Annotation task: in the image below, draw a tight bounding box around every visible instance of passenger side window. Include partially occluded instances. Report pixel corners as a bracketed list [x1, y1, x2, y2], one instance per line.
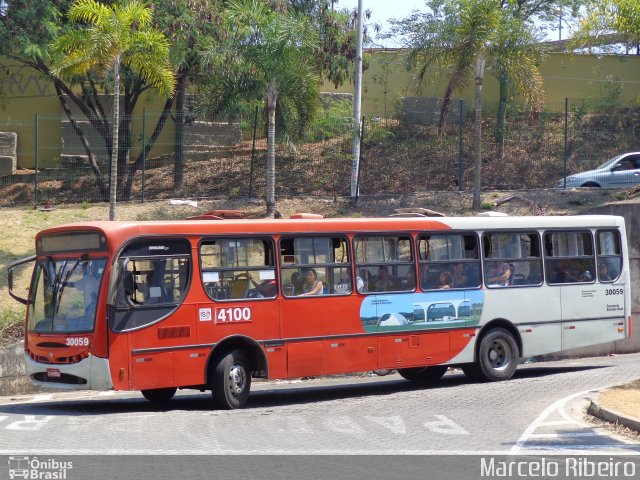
[418, 233, 480, 290]
[544, 231, 595, 284]
[200, 238, 276, 300]
[483, 232, 542, 287]
[354, 235, 414, 293]
[596, 230, 622, 283]
[280, 236, 351, 297]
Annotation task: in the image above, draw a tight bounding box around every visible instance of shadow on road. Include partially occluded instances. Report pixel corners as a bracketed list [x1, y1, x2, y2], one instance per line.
[0, 364, 610, 416]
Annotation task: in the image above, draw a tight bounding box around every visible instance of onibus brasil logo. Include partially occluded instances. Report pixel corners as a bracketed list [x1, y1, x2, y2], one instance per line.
[8, 456, 73, 479]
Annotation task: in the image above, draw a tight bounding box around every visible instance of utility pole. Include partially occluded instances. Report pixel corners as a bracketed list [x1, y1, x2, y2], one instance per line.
[350, 0, 364, 198]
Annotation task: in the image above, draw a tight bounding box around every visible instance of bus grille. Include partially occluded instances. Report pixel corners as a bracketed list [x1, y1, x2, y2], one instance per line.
[31, 372, 87, 385]
[29, 351, 89, 365]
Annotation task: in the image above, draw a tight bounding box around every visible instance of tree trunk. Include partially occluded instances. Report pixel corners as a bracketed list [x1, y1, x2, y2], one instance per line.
[174, 71, 187, 190]
[53, 84, 109, 199]
[122, 97, 175, 200]
[109, 58, 121, 221]
[266, 79, 277, 217]
[496, 73, 509, 159]
[472, 55, 486, 212]
[437, 82, 456, 136]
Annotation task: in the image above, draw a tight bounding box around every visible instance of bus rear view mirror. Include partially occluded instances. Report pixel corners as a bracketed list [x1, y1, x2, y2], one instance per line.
[7, 255, 35, 305]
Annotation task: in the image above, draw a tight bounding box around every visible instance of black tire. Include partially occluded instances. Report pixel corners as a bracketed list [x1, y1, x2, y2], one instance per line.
[470, 328, 519, 381]
[580, 182, 601, 188]
[397, 365, 448, 383]
[210, 349, 251, 409]
[141, 387, 177, 403]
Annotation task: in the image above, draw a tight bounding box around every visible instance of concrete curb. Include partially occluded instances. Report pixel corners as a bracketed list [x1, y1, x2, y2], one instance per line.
[588, 394, 640, 433]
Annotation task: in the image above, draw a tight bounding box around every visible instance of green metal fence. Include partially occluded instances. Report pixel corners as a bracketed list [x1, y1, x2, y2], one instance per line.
[0, 97, 638, 207]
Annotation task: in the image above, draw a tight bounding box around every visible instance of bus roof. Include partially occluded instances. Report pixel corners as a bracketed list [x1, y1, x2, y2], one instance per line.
[35, 215, 625, 242]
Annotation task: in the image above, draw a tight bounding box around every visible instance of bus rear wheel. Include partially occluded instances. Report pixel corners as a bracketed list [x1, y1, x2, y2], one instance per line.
[397, 365, 448, 383]
[210, 349, 251, 409]
[141, 387, 177, 403]
[465, 328, 518, 382]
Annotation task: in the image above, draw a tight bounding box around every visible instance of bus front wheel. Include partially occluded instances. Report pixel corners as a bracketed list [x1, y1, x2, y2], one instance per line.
[464, 328, 518, 382]
[210, 349, 251, 409]
[141, 387, 177, 403]
[397, 365, 448, 383]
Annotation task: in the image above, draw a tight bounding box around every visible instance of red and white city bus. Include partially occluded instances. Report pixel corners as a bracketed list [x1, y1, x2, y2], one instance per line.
[8, 213, 632, 409]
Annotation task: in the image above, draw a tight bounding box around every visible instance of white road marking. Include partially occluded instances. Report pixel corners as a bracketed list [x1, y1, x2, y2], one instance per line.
[423, 415, 469, 435]
[512, 386, 640, 455]
[364, 415, 407, 434]
[5, 415, 55, 431]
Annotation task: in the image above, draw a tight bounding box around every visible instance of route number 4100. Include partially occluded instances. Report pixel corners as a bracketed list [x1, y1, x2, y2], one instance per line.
[215, 306, 252, 324]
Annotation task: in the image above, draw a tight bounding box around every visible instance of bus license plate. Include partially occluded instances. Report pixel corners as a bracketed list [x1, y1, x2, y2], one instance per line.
[47, 368, 61, 378]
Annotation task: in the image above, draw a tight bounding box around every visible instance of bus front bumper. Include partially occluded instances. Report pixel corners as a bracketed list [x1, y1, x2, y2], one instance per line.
[24, 353, 113, 391]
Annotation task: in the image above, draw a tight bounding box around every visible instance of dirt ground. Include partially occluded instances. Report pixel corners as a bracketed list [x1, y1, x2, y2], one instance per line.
[595, 380, 640, 428]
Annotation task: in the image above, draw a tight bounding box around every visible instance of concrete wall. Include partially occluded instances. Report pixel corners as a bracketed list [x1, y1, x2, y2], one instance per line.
[0, 131, 17, 176]
[0, 341, 41, 396]
[323, 50, 640, 115]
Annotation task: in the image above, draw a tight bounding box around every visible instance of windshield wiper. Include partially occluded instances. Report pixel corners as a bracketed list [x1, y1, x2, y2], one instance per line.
[52, 254, 89, 317]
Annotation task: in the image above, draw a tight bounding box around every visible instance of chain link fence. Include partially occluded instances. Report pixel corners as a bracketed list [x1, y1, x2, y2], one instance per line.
[0, 96, 639, 206]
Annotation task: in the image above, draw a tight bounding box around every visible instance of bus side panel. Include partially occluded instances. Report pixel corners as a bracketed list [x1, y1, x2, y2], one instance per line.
[109, 332, 131, 391]
[287, 341, 325, 377]
[519, 323, 562, 357]
[562, 319, 627, 351]
[173, 348, 209, 386]
[560, 283, 627, 350]
[323, 336, 377, 374]
[448, 328, 478, 364]
[377, 332, 449, 370]
[131, 351, 174, 390]
[482, 287, 562, 357]
[264, 345, 287, 379]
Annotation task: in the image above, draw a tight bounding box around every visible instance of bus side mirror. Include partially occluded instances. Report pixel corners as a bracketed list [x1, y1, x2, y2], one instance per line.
[7, 255, 35, 305]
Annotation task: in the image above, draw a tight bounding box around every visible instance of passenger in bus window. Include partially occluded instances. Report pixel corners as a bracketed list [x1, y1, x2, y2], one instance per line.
[299, 268, 323, 296]
[438, 271, 453, 289]
[599, 263, 613, 282]
[452, 262, 469, 288]
[144, 268, 170, 303]
[356, 268, 367, 293]
[486, 262, 512, 286]
[248, 273, 277, 298]
[372, 265, 395, 291]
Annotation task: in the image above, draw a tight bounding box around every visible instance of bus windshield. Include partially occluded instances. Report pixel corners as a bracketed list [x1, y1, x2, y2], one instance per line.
[28, 257, 106, 333]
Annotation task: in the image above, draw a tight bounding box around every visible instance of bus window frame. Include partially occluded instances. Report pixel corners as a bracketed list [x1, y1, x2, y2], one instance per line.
[110, 236, 192, 333]
[595, 229, 623, 283]
[543, 229, 596, 286]
[198, 236, 278, 302]
[417, 231, 481, 291]
[482, 230, 544, 288]
[353, 232, 416, 294]
[279, 234, 353, 297]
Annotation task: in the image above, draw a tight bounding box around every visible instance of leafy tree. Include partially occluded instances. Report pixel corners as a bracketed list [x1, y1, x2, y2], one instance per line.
[572, 0, 640, 49]
[52, 0, 175, 220]
[207, 0, 321, 217]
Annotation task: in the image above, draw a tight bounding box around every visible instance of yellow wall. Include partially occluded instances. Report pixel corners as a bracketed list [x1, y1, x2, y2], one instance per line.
[322, 50, 640, 114]
[0, 59, 175, 169]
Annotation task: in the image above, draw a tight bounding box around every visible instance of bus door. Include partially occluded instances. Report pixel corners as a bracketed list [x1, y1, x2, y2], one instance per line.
[279, 236, 375, 377]
[109, 238, 194, 391]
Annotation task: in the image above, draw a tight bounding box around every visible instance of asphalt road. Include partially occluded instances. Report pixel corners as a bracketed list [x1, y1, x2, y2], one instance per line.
[0, 353, 639, 455]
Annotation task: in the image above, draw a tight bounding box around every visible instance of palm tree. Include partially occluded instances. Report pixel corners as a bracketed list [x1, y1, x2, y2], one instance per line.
[223, 0, 320, 217]
[52, 0, 175, 220]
